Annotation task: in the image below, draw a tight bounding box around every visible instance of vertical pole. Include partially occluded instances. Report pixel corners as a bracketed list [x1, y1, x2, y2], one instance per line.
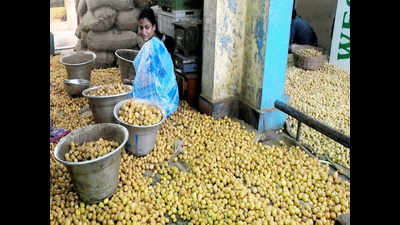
[259, 0, 293, 131]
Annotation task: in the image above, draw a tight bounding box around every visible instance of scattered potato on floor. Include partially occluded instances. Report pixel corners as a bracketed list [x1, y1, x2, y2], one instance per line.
[50, 55, 350, 225]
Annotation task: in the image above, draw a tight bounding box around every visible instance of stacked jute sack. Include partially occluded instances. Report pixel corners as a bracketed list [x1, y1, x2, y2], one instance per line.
[74, 0, 152, 68]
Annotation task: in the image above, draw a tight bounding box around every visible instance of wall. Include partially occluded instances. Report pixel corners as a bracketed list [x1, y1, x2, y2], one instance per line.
[201, 0, 247, 102]
[50, 0, 78, 31]
[66, 0, 78, 31]
[295, 0, 337, 54]
[201, 0, 217, 101]
[214, 0, 246, 101]
[240, 0, 269, 109]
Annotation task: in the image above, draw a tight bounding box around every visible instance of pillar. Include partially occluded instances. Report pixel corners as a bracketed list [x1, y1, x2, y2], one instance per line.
[199, 0, 247, 118]
[200, 0, 293, 132]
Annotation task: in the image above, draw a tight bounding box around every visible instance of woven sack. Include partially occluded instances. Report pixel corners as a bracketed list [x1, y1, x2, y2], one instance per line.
[77, 0, 87, 19]
[91, 51, 116, 69]
[87, 29, 138, 51]
[136, 35, 144, 48]
[80, 7, 117, 32]
[74, 39, 88, 51]
[115, 8, 141, 32]
[86, 0, 134, 11]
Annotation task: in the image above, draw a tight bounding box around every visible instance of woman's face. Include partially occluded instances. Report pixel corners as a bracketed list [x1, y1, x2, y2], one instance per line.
[138, 18, 156, 42]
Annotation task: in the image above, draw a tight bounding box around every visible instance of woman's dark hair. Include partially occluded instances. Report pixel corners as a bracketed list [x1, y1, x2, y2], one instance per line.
[138, 7, 162, 38]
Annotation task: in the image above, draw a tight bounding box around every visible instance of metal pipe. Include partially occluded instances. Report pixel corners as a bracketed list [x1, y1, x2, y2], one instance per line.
[274, 100, 350, 148]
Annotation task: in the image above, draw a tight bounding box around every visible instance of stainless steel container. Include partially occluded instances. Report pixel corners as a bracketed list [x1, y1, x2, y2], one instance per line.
[64, 79, 90, 97]
[82, 85, 133, 123]
[53, 123, 129, 204]
[115, 49, 139, 83]
[113, 98, 166, 156]
[60, 51, 96, 80]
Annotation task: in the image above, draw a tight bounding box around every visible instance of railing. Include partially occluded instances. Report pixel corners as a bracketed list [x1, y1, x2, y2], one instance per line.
[274, 100, 350, 148]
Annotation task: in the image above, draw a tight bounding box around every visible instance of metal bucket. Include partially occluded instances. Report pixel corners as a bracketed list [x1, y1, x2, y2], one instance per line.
[64, 79, 91, 97]
[113, 98, 166, 156]
[60, 51, 96, 80]
[53, 123, 129, 204]
[115, 49, 139, 83]
[82, 85, 133, 123]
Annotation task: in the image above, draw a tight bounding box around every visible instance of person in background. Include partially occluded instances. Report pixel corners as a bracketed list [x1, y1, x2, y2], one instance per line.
[289, 8, 318, 52]
[128, 7, 179, 117]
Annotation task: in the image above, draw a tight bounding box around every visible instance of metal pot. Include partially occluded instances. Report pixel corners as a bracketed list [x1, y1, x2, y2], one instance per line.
[82, 85, 133, 123]
[115, 49, 139, 83]
[64, 79, 90, 97]
[53, 123, 129, 204]
[60, 51, 96, 80]
[113, 98, 166, 156]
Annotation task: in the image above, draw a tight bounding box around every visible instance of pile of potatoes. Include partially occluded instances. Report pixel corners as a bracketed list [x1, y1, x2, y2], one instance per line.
[88, 83, 132, 96]
[65, 138, 120, 162]
[118, 99, 163, 126]
[294, 48, 323, 57]
[285, 63, 350, 169]
[50, 55, 350, 225]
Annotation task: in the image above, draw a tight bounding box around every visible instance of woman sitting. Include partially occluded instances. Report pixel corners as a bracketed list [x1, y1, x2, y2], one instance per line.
[129, 7, 179, 117]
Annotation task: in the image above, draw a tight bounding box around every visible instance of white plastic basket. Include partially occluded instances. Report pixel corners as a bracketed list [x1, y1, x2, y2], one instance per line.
[157, 9, 201, 37]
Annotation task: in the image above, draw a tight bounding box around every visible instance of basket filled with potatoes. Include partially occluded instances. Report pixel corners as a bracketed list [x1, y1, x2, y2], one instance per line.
[291, 44, 326, 70]
[113, 98, 166, 156]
